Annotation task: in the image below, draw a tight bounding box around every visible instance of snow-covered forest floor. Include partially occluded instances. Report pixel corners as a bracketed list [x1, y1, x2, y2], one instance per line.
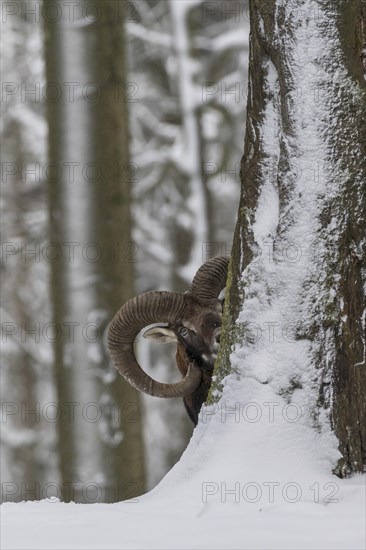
[2, 375, 365, 549]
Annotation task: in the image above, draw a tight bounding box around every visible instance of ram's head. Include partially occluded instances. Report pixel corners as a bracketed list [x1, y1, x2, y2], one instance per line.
[108, 256, 229, 421]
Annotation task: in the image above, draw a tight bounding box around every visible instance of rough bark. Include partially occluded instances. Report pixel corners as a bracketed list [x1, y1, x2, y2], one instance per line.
[212, 0, 366, 475]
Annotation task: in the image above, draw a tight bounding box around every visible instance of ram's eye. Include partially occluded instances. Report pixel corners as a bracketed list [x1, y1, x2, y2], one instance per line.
[179, 327, 190, 337]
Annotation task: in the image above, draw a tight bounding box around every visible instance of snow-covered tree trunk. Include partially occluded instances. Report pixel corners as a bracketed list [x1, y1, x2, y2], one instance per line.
[44, 0, 145, 502]
[213, 0, 366, 475]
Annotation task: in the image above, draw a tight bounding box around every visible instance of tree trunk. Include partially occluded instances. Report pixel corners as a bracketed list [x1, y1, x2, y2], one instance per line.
[213, 0, 366, 475]
[44, 0, 145, 502]
[1, 5, 54, 501]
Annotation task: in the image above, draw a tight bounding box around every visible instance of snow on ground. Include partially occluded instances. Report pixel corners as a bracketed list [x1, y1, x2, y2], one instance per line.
[2, 1, 365, 549]
[1, 379, 365, 549]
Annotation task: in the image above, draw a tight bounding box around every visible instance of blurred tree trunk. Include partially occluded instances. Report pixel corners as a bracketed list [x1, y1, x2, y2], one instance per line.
[1, 5, 54, 502]
[169, 0, 210, 271]
[2, 123, 39, 500]
[126, 0, 248, 487]
[213, 0, 366, 475]
[44, 0, 145, 502]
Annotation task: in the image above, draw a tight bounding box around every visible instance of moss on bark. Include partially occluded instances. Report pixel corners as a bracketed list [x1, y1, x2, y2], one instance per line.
[209, 0, 366, 475]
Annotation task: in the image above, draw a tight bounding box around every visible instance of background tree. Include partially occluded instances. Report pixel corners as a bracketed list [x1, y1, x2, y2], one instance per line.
[1, 1, 57, 501]
[213, 0, 366, 475]
[1, 0, 250, 500]
[127, 0, 249, 487]
[44, 0, 145, 502]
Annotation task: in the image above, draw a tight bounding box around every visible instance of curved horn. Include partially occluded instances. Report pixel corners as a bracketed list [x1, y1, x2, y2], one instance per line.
[189, 256, 229, 301]
[108, 291, 201, 398]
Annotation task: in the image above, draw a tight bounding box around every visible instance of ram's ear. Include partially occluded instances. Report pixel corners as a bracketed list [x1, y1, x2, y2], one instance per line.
[216, 300, 224, 314]
[143, 326, 177, 344]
